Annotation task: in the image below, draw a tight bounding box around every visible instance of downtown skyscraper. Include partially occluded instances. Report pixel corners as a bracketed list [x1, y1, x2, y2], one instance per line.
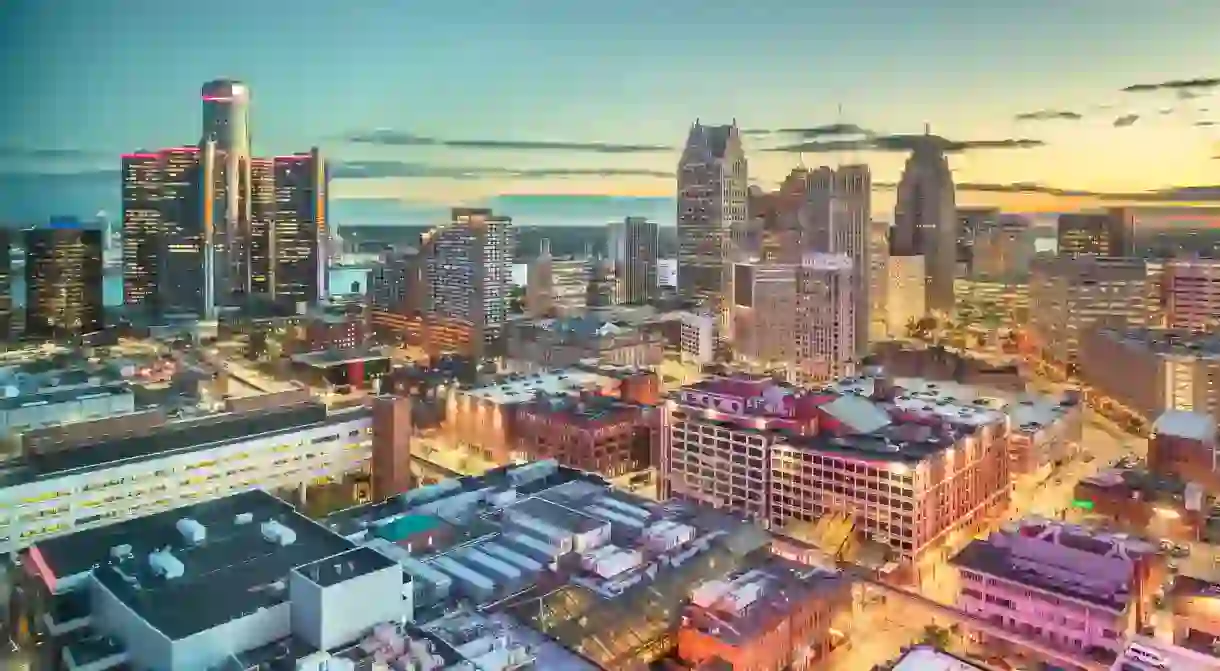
[273, 149, 329, 305]
[607, 216, 659, 305]
[892, 133, 958, 315]
[25, 220, 105, 339]
[677, 121, 748, 336]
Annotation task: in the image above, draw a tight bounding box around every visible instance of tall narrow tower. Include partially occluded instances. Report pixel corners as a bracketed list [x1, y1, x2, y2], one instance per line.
[893, 136, 957, 315]
[201, 79, 254, 300]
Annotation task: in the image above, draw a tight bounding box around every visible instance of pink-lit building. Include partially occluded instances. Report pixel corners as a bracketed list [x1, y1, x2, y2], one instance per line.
[1165, 258, 1220, 331]
[951, 519, 1164, 657]
[659, 375, 1012, 563]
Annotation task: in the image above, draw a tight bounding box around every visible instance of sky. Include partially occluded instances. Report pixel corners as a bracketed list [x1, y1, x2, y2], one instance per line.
[3, 0, 1220, 226]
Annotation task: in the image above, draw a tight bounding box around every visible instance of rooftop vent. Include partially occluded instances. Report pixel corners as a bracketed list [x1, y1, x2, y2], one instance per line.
[261, 520, 297, 546]
[176, 518, 206, 545]
[109, 544, 133, 560]
[235, 512, 254, 525]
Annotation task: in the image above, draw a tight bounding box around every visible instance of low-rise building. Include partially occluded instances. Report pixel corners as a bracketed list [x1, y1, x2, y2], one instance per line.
[1073, 469, 1205, 542]
[505, 312, 665, 372]
[951, 519, 1163, 657]
[1110, 635, 1220, 670]
[1007, 394, 1082, 481]
[675, 559, 849, 669]
[0, 383, 135, 437]
[1148, 410, 1220, 494]
[1167, 575, 1220, 655]
[513, 392, 657, 477]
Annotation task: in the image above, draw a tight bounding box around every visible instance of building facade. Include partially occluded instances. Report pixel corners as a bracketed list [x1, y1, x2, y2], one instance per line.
[1164, 258, 1220, 331]
[955, 206, 1000, 274]
[513, 393, 656, 477]
[526, 241, 588, 317]
[24, 222, 105, 340]
[795, 253, 857, 382]
[422, 208, 514, 357]
[885, 255, 926, 337]
[892, 136, 958, 315]
[273, 149, 329, 305]
[608, 217, 659, 305]
[1056, 212, 1131, 257]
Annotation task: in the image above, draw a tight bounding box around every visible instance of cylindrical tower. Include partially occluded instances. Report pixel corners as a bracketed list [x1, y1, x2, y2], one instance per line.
[200, 79, 251, 157]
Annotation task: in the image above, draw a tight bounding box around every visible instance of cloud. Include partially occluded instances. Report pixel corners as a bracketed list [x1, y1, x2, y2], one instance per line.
[876, 180, 1220, 202]
[1197, 121, 1217, 127]
[1113, 114, 1140, 127]
[1014, 110, 1082, 122]
[345, 129, 671, 153]
[764, 133, 1044, 154]
[0, 146, 109, 160]
[331, 160, 672, 180]
[1123, 77, 1220, 93]
[773, 123, 875, 138]
[0, 168, 118, 182]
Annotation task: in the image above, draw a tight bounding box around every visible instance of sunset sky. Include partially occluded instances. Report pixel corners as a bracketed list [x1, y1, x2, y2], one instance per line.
[3, 0, 1220, 225]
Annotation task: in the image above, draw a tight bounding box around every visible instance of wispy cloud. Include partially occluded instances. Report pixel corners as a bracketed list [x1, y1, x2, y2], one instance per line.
[331, 160, 672, 180]
[0, 146, 110, 161]
[1014, 110, 1082, 122]
[1113, 114, 1140, 127]
[773, 123, 875, 138]
[345, 129, 672, 154]
[1123, 76, 1220, 93]
[764, 134, 1044, 154]
[878, 180, 1220, 202]
[1196, 121, 1217, 127]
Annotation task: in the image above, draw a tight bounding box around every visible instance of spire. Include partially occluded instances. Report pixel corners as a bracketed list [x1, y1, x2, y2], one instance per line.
[924, 122, 932, 136]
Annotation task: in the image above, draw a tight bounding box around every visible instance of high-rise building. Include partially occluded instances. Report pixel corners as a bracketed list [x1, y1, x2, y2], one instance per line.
[607, 216, 659, 304]
[955, 206, 999, 274]
[886, 255, 927, 337]
[248, 157, 277, 295]
[273, 149, 329, 305]
[796, 253, 857, 381]
[201, 79, 254, 299]
[423, 208, 514, 357]
[25, 219, 105, 339]
[1029, 255, 1160, 374]
[798, 165, 872, 354]
[0, 230, 10, 340]
[120, 151, 162, 307]
[729, 261, 798, 371]
[525, 239, 588, 317]
[868, 221, 890, 342]
[893, 135, 957, 315]
[1056, 211, 1131, 257]
[1164, 259, 1220, 331]
[677, 121, 747, 334]
[972, 215, 1034, 279]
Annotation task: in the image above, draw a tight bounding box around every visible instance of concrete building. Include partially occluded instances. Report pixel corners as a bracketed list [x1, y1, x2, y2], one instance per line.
[1057, 212, 1132, 257]
[0, 402, 373, 554]
[1167, 575, 1220, 655]
[505, 312, 666, 372]
[273, 149, 330, 305]
[798, 165, 872, 354]
[955, 206, 999, 274]
[893, 134, 958, 315]
[677, 121, 748, 335]
[795, 252, 857, 381]
[869, 220, 890, 342]
[24, 221, 106, 340]
[1147, 409, 1220, 495]
[952, 518, 1163, 656]
[729, 261, 798, 371]
[680, 311, 716, 366]
[0, 384, 134, 437]
[421, 208, 514, 357]
[525, 240, 588, 317]
[1007, 394, 1083, 482]
[1079, 326, 1220, 427]
[972, 216, 1034, 279]
[607, 217, 659, 305]
[16, 489, 409, 671]
[660, 375, 1011, 564]
[1028, 256, 1159, 375]
[885, 255, 926, 337]
[675, 560, 849, 670]
[1164, 258, 1220, 331]
[953, 278, 1030, 333]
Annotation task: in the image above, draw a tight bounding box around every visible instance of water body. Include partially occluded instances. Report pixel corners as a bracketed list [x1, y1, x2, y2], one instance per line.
[9, 267, 372, 307]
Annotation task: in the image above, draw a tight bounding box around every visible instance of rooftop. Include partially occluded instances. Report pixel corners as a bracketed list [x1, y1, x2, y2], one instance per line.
[293, 546, 398, 588]
[459, 369, 608, 405]
[0, 381, 132, 412]
[892, 646, 987, 671]
[1095, 325, 1220, 360]
[29, 489, 354, 640]
[519, 392, 645, 428]
[950, 519, 1157, 612]
[291, 347, 390, 367]
[10, 402, 343, 484]
[1111, 636, 1220, 670]
[1154, 410, 1216, 443]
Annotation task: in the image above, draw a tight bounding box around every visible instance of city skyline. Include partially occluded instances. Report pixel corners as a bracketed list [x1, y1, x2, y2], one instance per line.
[3, 0, 1220, 225]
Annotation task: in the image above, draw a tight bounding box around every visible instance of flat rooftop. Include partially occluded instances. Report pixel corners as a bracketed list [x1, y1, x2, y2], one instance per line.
[291, 347, 390, 367]
[293, 545, 398, 588]
[1095, 325, 1220, 359]
[460, 369, 607, 405]
[30, 490, 354, 640]
[11, 402, 349, 484]
[0, 382, 132, 412]
[892, 646, 987, 670]
[1154, 409, 1216, 442]
[520, 393, 644, 427]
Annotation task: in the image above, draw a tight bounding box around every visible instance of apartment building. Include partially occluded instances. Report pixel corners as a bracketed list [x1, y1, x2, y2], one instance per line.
[952, 519, 1163, 656]
[1147, 410, 1220, 495]
[525, 240, 589, 317]
[1164, 258, 1220, 331]
[513, 392, 656, 477]
[1028, 256, 1160, 374]
[660, 376, 1011, 563]
[1079, 326, 1220, 426]
[680, 311, 716, 366]
[0, 402, 373, 554]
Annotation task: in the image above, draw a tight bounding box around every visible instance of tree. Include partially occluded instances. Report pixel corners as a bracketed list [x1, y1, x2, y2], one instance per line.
[921, 624, 952, 650]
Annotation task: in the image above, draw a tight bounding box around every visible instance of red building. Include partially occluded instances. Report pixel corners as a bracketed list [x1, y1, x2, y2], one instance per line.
[372, 395, 413, 500]
[1148, 410, 1220, 494]
[514, 392, 657, 477]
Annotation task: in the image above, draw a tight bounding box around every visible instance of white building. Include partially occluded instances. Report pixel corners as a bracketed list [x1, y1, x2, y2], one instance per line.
[796, 253, 856, 382]
[680, 311, 716, 366]
[0, 403, 372, 554]
[886, 255, 926, 337]
[526, 240, 589, 317]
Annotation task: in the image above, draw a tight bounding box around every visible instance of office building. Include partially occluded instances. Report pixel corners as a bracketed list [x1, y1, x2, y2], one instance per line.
[955, 206, 999, 273]
[680, 311, 716, 365]
[660, 375, 1011, 564]
[0, 402, 373, 554]
[1056, 211, 1131, 257]
[1117, 206, 1220, 258]
[201, 79, 255, 293]
[1164, 258, 1220, 331]
[369, 249, 427, 345]
[795, 253, 857, 381]
[677, 121, 748, 333]
[513, 392, 657, 477]
[24, 221, 105, 340]
[248, 156, 277, 295]
[953, 278, 1030, 333]
[952, 519, 1163, 656]
[868, 220, 890, 342]
[1007, 394, 1083, 481]
[274, 149, 329, 305]
[120, 151, 162, 307]
[1028, 256, 1159, 374]
[608, 216, 659, 304]
[893, 134, 958, 315]
[1079, 326, 1220, 426]
[729, 261, 798, 371]
[525, 240, 588, 317]
[972, 215, 1034, 279]
[16, 489, 408, 671]
[675, 560, 849, 669]
[885, 255, 926, 337]
[798, 164, 872, 354]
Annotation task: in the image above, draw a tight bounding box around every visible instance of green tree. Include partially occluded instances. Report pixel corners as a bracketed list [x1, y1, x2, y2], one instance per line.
[921, 624, 952, 650]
